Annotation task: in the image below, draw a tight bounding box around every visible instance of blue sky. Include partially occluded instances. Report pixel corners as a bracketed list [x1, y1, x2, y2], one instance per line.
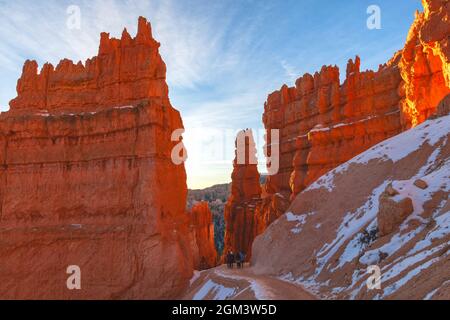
[0, 0, 422, 189]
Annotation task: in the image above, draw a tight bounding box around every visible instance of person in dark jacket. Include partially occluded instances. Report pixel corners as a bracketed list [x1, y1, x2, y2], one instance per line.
[226, 251, 235, 269]
[239, 251, 246, 268]
[235, 251, 242, 269]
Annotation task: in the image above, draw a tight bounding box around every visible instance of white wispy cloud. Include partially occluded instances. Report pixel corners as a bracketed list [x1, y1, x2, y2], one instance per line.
[0, 0, 280, 187]
[0, 0, 277, 100]
[0, 0, 418, 188]
[281, 60, 299, 83]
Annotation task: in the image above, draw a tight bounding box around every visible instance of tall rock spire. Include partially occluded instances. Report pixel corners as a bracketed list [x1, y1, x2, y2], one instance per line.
[9, 17, 166, 114]
[223, 130, 262, 259]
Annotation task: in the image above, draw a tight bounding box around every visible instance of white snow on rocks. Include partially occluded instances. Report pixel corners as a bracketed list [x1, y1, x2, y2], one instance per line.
[316, 182, 389, 273]
[285, 212, 308, 223]
[193, 279, 237, 300]
[285, 212, 314, 234]
[190, 270, 202, 286]
[336, 219, 378, 269]
[359, 227, 424, 266]
[278, 115, 450, 299]
[382, 255, 444, 297]
[409, 210, 450, 255]
[356, 116, 448, 163]
[391, 158, 449, 217]
[424, 280, 450, 300]
[308, 115, 450, 192]
[214, 270, 276, 300]
[381, 242, 447, 284]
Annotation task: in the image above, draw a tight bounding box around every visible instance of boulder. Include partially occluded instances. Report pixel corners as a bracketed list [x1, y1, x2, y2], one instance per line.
[386, 183, 400, 196]
[414, 179, 429, 189]
[378, 193, 414, 236]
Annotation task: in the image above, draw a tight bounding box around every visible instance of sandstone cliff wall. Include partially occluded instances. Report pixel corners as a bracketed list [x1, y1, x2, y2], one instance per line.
[0, 17, 193, 299]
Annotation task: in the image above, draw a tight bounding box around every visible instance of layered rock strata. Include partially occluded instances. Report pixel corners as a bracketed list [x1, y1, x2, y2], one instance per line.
[0, 17, 193, 299]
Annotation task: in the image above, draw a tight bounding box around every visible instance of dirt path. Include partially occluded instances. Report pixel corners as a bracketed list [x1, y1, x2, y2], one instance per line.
[183, 265, 317, 300]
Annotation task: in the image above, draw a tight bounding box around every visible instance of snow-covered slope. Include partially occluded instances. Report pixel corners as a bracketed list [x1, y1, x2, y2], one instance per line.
[252, 114, 450, 300]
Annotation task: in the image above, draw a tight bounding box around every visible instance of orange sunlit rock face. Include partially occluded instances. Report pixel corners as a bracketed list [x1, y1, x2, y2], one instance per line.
[0, 17, 194, 299]
[189, 201, 218, 270]
[264, 55, 404, 200]
[399, 0, 450, 128]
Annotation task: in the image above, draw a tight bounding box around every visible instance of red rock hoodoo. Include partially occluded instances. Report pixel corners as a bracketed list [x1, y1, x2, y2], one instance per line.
[223, 130, 262, 259]
[264, 54, 404, 201]
[189, 202, 218, 270]
[400, 0, 450, 127]
[9, 17, 169, 115]
[222, 129, 291, 260]
[224, 0, 450, 259]
[0, 17, 193, 299]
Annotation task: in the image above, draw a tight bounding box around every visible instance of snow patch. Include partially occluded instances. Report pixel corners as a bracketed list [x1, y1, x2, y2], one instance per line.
[285, 212, 314, 234]
[307, 115, 450, 192]
[424, 280, 450, 300]
[381, 243, 447, 286]
[409, 211, 450, 255]
[315, 182, 389, 273]
[190, 270, 201, 286]
[335, 219, 378, 269]
[214, 270, 275, 300]
[382, 255, 444, 298]
[193, 279, 237, 300]
[360, 227, 424, 266]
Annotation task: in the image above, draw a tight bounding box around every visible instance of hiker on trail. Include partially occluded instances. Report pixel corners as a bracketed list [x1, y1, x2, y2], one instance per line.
[239, 251, 246, 268]
[226, 251, 235, 269]
[235, 251, 242, 269]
